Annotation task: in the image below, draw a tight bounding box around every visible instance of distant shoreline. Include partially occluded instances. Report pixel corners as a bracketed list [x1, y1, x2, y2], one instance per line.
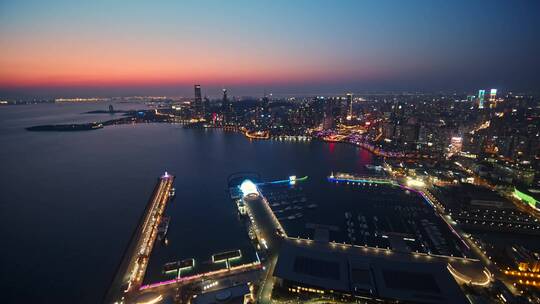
[26, 122, 103, 131]
[25, 109, 167, 132]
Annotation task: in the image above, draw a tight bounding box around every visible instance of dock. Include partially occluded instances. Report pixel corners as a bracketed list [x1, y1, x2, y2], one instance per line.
[104, 172, 175, 304]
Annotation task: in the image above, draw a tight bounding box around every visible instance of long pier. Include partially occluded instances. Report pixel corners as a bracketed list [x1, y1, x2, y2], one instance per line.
[104, 172, 175, 304]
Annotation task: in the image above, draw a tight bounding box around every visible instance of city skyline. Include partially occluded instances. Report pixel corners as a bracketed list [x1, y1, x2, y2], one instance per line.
[2, 2, 540, 304]
[1, 0, 540, 98]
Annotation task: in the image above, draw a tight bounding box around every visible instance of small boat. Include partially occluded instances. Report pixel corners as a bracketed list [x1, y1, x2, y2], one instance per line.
[157, 216, 171, 241]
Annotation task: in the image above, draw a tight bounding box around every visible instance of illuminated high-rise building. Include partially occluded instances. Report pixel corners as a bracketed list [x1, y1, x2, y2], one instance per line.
[322, 98, 337, 129]
[449, 136, 463, 155]
[489, 89, 497, 108]
[194, 84, 203, 115]
[346, 93, 353, 120]
[194, 85, 202, 103]
[323, 110, 336, 130]
[477, 89, 486, 109]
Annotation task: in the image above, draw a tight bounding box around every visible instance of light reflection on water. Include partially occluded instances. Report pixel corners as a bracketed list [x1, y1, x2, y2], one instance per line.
[0, 102, 375, 304]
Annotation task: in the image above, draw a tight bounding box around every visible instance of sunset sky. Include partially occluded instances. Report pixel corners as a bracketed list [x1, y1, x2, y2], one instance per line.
[1, 0, 539, 97]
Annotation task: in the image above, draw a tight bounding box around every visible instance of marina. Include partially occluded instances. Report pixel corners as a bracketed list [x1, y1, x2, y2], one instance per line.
[259, 174, 469, 258]
[140, 176, 259, 286]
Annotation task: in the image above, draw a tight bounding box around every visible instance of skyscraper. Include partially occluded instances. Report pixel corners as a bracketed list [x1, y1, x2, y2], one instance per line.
[478, 89, 486, 109]
[221, 88, 232, 123]
[489, 89, 497, 108]
[346, 93, 353, 120]
[194, 85, 202, 103]
[194, 84, 203, 116]
[323, 99, 336, 130]
[222, 88, 228, 104]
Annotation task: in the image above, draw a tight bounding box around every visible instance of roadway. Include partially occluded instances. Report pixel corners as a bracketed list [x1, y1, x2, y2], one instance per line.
[243, 192, 286, 303]
[137, 262, 262, 302]
[425, 186, 526, 294]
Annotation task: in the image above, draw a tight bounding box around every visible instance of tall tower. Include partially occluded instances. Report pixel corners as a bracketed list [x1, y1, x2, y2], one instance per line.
[346, 93, 353, 120]
[221, 88, 231, 123]
[323, 98, 336, 130]
[194, 84, 203, 115]
[489, 89, 497, 108]
[478, 89, 486, 109]
[262, 93, 269, 109]
[222, 88, 228, 104]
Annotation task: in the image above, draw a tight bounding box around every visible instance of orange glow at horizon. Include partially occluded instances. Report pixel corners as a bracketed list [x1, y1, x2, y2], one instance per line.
[0, 34, 387, 89]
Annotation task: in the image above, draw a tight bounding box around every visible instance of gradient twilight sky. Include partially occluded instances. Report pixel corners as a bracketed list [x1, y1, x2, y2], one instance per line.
[1, 0, 539, 97]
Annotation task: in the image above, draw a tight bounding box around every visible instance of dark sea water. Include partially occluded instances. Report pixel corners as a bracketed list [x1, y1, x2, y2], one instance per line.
[0, 102, 375, 304]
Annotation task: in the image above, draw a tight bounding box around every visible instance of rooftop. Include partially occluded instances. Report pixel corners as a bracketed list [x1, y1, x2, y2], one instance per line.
[274, 240, 469, 304]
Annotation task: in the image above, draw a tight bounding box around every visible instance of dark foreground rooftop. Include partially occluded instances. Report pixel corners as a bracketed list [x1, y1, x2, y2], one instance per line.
[273, 240, 469, 304]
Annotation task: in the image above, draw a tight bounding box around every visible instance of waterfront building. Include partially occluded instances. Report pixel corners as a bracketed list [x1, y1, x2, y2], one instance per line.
[272, 241, 469, 304]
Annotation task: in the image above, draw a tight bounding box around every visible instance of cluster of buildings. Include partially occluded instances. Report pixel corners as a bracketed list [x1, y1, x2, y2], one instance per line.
[101, 86, 540, 303]
[169, 85, 538, 188]
[167, 85, 539, 214]
[172, 85, 538, 163]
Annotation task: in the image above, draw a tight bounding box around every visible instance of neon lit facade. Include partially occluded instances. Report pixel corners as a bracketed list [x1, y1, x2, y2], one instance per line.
[489, 89, 497, 108]
[489, 88, 497, 101]
[139, 262, 261, 291]
[478, 89, 486, 109]
[260, 176, 308, 185]
[327, 176, 396, 185]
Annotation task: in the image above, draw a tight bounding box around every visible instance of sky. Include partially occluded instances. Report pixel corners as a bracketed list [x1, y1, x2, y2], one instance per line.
[1, 0, 539, 98]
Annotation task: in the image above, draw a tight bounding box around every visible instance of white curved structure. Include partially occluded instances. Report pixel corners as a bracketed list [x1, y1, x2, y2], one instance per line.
[240, 180, 259, 197]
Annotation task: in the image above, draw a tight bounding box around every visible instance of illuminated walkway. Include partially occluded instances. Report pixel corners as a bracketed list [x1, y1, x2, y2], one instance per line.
[105, 172, 175, 304]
